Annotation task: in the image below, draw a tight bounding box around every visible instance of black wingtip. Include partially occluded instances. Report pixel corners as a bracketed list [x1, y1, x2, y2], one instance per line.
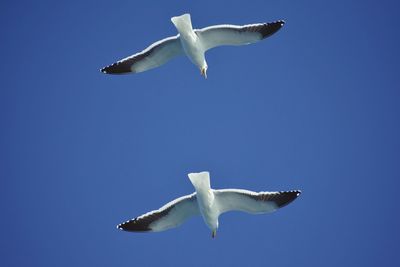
[260, 20, 285, 39]
[100, 62, 133, 75]
[116, 219, 152, 232]
[275, 190, 301, 208]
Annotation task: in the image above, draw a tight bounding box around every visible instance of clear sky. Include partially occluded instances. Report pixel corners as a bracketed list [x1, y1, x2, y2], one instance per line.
[1, 0, 399, 266]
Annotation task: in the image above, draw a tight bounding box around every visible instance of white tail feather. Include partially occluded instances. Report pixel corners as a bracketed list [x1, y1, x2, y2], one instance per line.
[188, 171, 211, 192]
[171, 13, 193, 34]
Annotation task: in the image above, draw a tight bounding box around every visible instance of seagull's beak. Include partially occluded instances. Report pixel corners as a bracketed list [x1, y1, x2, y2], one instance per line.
[211, 229, 216, 238]
[201, 67, 207, 79]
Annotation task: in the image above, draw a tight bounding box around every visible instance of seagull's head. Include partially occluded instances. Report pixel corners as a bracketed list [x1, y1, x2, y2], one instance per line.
[200, 65, 208, 79]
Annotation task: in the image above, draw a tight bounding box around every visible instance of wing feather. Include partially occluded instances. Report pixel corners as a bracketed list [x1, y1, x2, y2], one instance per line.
[117, 193, 199, 232]
[214, 189, 300, 215]
[101, 35, 183, 74]
[196, 20, 284, 51]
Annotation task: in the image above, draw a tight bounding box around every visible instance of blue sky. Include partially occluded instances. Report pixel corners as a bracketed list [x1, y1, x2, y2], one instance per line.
[1, 0, 399, 266]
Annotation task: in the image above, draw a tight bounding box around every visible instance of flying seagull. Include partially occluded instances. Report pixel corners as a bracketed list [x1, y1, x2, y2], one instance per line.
[101, 14, 285, 78]
[117, 172, 300, 238]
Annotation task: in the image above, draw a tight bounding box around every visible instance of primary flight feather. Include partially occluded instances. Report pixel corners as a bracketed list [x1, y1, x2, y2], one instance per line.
[101, 14, 285, 78]
[117, 172, 301, 238]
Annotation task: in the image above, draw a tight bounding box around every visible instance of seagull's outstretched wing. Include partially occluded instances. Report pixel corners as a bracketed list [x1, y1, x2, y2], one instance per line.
[214, 189, 300, 215]
[196, 20, 284, 51]
[117, 193, 199, 232]
[101, 35, 183, 74]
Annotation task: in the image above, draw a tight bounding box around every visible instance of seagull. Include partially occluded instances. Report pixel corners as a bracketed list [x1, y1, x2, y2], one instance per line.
[101, 14, 285, 78]
[117, 171, 301, 238]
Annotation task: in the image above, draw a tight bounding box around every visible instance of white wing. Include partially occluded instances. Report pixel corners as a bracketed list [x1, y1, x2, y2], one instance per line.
[117, 193, 199, 232]
[196, 20, 285, 51]
[214, 189, 300, 215]
[101, 35, 183, 74]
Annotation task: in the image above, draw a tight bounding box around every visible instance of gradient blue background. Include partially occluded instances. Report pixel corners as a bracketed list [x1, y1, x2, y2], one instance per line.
[1, 0, 399, 266]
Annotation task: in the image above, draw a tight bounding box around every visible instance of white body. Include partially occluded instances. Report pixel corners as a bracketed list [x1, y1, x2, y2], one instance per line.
[188, 172, 218, 230]
[171, 14, 207, 72]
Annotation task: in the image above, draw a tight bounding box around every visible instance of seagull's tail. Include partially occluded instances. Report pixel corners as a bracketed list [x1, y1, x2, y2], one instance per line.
[188, 171, 211, 192]
[171, 13, 193, 34]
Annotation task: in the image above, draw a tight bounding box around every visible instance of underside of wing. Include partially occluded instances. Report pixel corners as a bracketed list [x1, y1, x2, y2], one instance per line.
[214, 189, 300, 215]
[117, 193, 199, 232]
[196, 20, 284, 51]
[101, 35, 183, 74]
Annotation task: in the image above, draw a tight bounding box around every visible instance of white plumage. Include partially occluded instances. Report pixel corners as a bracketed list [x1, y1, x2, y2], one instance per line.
[101, 14, 285, 78]
[117, 172, 301, 237]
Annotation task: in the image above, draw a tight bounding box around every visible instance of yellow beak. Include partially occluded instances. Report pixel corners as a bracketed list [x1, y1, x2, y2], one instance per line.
[211, 230, 216, 238]
[201, 67, 207, 79]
